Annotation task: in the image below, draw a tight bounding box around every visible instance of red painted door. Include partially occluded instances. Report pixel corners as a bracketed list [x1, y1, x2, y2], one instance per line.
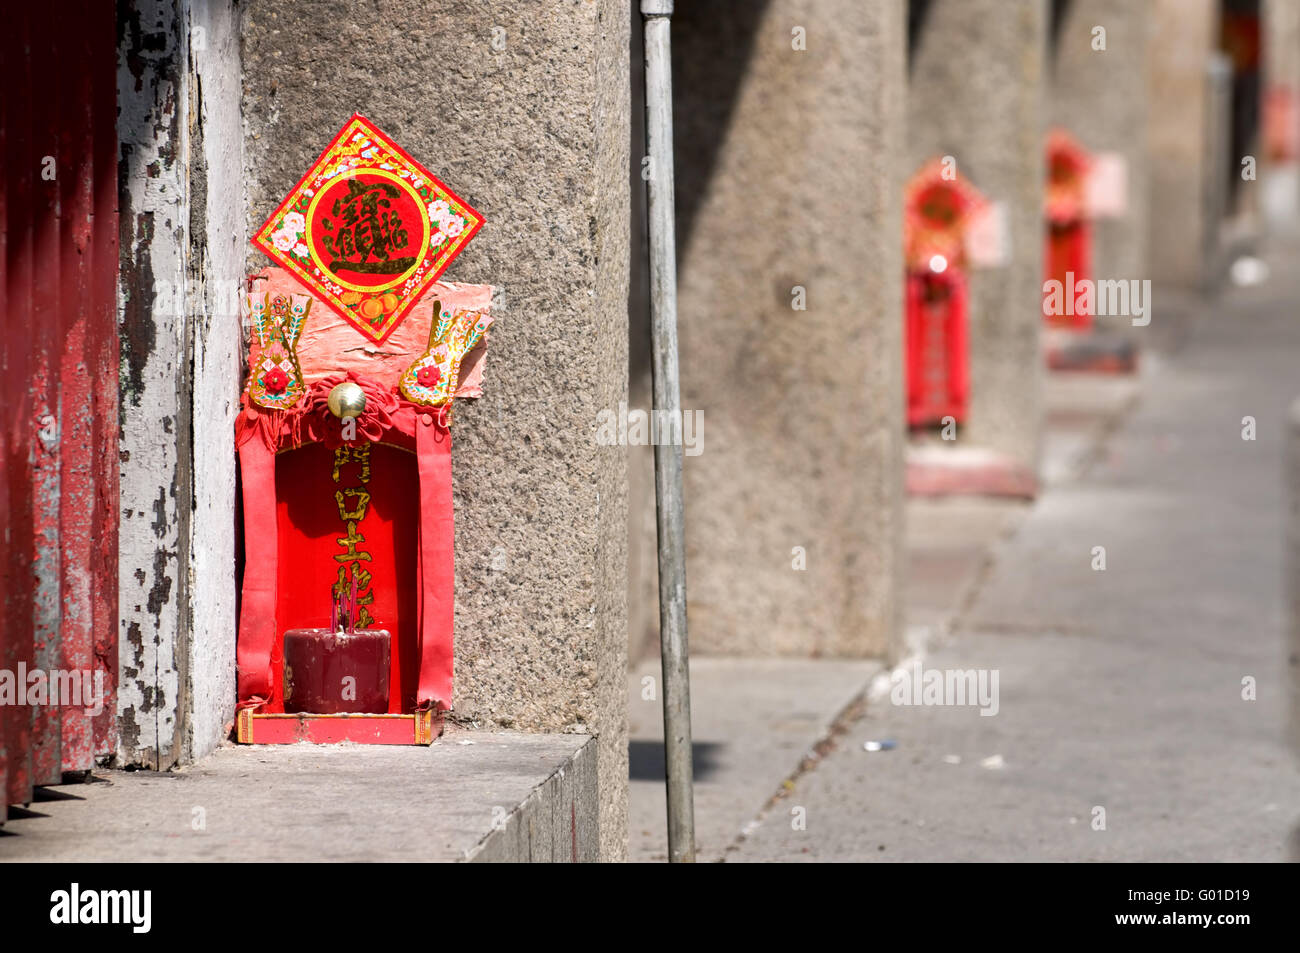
[2, 0, 119, 810]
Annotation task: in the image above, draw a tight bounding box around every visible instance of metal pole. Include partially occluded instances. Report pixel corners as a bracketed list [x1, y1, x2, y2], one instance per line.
[641, 0, 696, 863]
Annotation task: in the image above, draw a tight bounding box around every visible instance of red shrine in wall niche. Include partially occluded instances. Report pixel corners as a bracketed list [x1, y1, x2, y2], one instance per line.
[236, 115, 490, 745]
[1043, 129, 1094, 332]
[903, 158, 986, 428]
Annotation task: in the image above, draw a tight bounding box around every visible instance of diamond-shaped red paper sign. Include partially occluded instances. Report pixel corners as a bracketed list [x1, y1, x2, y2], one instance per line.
[252, 113, 484, 344]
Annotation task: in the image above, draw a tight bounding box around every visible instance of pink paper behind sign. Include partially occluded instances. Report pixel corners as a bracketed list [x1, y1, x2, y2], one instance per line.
[248, 268, 492, 397]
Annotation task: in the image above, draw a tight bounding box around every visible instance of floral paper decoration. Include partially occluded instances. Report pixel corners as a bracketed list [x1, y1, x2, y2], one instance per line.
[246, 291, 310, 410]
[903, 158, 987, 272]
[398, 300, 494, 408]
[1045, 129, 1092, 225]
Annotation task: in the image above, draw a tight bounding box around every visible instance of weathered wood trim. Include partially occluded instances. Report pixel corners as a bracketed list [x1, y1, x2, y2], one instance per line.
[116, 0, 242, 768]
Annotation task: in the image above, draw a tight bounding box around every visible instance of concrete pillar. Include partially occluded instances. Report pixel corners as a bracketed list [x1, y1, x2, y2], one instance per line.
[1264, 0, 1300, 229]
[241, 0, 631, 860]
[116, 0, 242, 768]
[1286, 395, 1300, 762]
[1148, 0, 1222, 288]
[1049, 0, 1152, 332]
[660, 0, 907, 659]
[908, 0, 1047, 477]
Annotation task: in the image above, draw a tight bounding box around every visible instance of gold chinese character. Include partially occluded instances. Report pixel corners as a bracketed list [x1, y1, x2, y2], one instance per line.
[334, 521, 373, 564]
[334, 488, 372, 521]
[331, 443, 372, 484]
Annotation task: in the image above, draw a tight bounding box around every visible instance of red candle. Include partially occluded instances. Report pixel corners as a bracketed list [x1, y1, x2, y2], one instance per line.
[282, 628, 391, 714]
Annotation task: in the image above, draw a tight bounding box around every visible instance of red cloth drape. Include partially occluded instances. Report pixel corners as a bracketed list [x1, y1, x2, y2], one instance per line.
[416, 409, 454, 710]
[236, 436, 279, 705]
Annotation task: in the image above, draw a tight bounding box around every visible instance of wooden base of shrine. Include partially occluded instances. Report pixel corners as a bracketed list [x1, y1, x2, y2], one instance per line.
[236, 707, 443, 746]
[1044, 328, 1139, 374]
[905, 444, 1038, 500]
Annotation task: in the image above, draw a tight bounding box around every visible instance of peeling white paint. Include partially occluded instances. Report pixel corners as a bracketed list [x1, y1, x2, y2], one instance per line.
[185, 0, 242, 763]
[117, 0, 242, 768]
[117, 0, 190, 768]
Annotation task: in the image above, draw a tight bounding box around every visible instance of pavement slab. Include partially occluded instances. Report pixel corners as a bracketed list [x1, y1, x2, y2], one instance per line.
[627, 657, 880, 862]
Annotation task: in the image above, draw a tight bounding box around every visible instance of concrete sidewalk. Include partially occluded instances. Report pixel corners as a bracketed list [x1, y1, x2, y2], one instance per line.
[728, 258, 1300, 861]
[0, 729, 597, 862]
[626, 350, 1153, 862]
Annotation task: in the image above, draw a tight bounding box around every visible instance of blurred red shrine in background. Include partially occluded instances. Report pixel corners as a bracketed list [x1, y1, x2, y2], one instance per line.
[903, 158, 986, 428]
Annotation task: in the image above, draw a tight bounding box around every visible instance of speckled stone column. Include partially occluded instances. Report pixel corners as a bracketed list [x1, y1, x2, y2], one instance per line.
[908, 0, 1047, 477]
[1264, 0, 1300, 230]
[1147, 0, 1220, 288]
[1050, 0, 1152, 334]
[242, 0, 631, 859]
[661, 0, 907, 659]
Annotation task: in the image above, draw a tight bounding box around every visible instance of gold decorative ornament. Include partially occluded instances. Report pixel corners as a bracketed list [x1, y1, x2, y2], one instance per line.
[327, 382, 367, 419]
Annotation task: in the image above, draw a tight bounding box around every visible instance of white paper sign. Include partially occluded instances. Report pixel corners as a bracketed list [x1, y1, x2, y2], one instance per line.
[1085, 152, 1129, 219]
[964, 200, 1009, 269]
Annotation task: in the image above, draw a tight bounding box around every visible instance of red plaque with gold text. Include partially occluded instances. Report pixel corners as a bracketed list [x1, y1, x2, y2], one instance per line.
[252, 113, 484, 344]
